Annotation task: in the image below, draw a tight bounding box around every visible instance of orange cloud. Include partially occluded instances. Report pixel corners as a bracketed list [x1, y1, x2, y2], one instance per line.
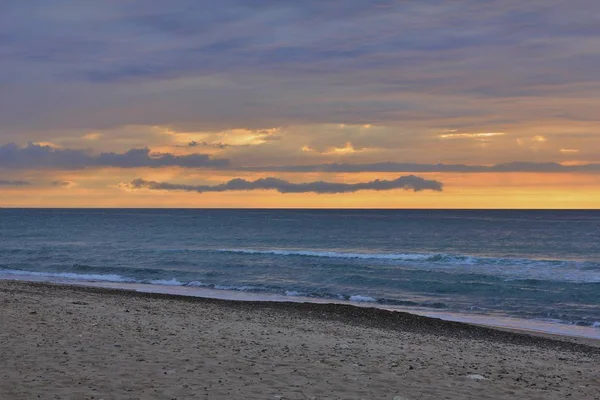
[438, 132, 505, 139]
[560, 148, 579, 154]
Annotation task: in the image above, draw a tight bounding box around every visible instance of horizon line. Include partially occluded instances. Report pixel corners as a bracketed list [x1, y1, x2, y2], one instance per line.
[1, 207, 599, 211]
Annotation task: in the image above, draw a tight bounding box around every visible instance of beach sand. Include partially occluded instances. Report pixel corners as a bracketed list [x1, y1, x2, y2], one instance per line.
[1, 280, 598, 400]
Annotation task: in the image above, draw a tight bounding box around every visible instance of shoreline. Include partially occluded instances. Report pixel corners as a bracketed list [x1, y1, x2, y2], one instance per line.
[2, 279, 599, 399]
[2, 275, 599, 343]
[3, 279, 599, 351]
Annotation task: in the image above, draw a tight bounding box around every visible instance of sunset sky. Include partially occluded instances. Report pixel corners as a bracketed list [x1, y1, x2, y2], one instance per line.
[1, 1, 600, 208]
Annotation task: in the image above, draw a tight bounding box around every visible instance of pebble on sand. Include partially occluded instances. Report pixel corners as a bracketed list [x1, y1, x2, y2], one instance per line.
[467, 374, 488, 381]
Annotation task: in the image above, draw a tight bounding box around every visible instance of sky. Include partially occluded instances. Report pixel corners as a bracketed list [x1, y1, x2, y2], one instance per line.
[1, 1, 600, 208]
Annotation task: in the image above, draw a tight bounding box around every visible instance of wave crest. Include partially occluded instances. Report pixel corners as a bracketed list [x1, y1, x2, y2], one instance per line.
[215, 248, 595, 268]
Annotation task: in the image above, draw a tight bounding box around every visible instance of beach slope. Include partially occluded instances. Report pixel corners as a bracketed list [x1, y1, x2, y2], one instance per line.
[0, 280, 598, 399]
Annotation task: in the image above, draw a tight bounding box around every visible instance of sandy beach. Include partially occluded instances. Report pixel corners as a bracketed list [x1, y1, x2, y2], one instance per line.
[1, 280, 599, 400]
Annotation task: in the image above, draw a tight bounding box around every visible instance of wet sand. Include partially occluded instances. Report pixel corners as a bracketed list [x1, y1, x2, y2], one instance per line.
[1, 280, 599, 399]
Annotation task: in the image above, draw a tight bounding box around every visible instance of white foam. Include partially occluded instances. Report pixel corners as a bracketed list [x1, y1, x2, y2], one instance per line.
[0, 269, 135, 283]
[284, 290, 304, 296]
[149, 278, 184, 286]
[213, 284, 256, 291]
[186, 280, 208, 287]
[349, 295, 377, 302]
[215, 248, 600, 282]
[217, 248, 432, 261]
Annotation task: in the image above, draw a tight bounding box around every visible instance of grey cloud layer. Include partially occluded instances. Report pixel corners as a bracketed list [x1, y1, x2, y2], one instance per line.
[1, 1, 600, 134]
[0, 179, 30, 186]
[127, 175, 443, 194]
[2, 142, 599, 173]
[0, 143, 228, 169]
[243, 162, 600, 173]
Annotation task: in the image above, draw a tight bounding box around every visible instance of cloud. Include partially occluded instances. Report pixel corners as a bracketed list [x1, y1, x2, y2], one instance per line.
[242, 161, 600, 173]
[83, 133, 102, 140]
[438, 132, 505, 139]
[0, 179, 30, 187]
[301, 142, 368, 155]
[560, 148, 579, 154]
[51, 180, 73, 187]
[0, 143, 229, 170]
[126, 175, 443, 194]
[2, 1, 600, 136]
[178, 140, 234, 149]
[2, 142, 599, 174]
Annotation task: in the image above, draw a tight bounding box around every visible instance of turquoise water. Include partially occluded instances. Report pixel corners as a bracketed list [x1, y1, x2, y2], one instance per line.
[1, 209, 599, 330]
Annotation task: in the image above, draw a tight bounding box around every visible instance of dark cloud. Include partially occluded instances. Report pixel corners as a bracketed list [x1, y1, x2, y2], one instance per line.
[0, 179, 30, 186]
[178, 141, 233, 149]
[243, 161, 600, 173]
[2, 142, 599, 174]
[0, 143, 229, 170]
[127, 175, 443, 194]
[51, 180, 72, 187]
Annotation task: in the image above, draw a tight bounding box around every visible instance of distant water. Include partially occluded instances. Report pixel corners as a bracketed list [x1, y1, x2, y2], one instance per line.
[1, 209, 599, 336]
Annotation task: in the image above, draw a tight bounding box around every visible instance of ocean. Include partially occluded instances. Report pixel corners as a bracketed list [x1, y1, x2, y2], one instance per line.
[1, 209, 599, 338]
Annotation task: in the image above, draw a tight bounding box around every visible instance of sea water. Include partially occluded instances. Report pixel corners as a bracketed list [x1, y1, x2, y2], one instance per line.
[1, 209, 599, 338]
